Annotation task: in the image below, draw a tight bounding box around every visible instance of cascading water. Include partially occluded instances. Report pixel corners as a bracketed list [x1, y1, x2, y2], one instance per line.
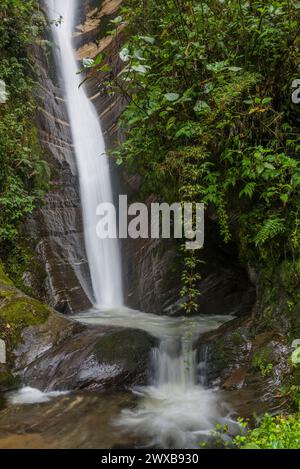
[74, 308, 235, 448]
[116, 326, 230, 448]
[46, 0, 123, 307]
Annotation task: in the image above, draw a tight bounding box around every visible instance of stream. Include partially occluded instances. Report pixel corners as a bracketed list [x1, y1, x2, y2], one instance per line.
[1, 309, 238, 449]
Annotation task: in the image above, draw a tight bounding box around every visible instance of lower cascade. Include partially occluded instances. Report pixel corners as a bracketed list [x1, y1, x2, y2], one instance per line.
[74, 309, 234, 448]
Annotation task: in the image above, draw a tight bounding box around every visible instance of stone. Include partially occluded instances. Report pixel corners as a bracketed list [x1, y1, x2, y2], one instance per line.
[194, 317, 292, 413]
[15, 320, 157, 391]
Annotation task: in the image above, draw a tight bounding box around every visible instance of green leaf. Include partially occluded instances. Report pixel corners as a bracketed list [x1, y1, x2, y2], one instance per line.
[228, 66, 243, 72]
[100, 64, 111, 73]
[82, 58, 94, 68]
[119, 48, 130, 62]
[255, 217, 285, 246]
[193, 100, 210, 113]
[110, 16, 123, 24]
[139, 36, 155, 44]
[292, 347, 300, 365]
[206, 61, 228, 72]
[131, 65, 148, 74]
[280, 193, 289, 204]
[93, 53, 103, 65]
[242, 443, 261, 449]
[164, 93, 180, 102]
[263, 162, 275, 170]
[239, 182, 256, 199]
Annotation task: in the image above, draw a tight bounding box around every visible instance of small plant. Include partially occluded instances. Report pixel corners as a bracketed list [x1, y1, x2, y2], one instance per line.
[233, 413, 300, 449]
[291, 344, 300, 366]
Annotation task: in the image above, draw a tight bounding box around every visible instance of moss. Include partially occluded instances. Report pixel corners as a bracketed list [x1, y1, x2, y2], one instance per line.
[0, 367, 20, 392]
[231, 331, 244, 347]
[94, 329, 156, 370]
[0, 289, 15, 300]
[4, 244, 43, 296]
[0, 297, 50, 346]
[0, 262, 13, 287]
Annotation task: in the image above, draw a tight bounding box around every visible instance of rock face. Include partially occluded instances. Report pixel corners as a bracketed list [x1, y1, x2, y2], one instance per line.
[26, 0, 127, 313]
[0, 262, 52, 391]
[194, 317, 292, 412]
[26, 32, 92, 313]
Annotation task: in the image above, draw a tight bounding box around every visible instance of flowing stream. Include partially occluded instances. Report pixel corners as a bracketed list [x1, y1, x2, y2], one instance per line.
[73, 308, 234, 448]
[47, 0, 123, 308]
[31, 0, 238, 449]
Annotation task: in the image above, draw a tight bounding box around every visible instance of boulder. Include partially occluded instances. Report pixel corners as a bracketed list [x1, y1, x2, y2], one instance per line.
[194, 317, 292, 414]
[15, 320, 157, 391]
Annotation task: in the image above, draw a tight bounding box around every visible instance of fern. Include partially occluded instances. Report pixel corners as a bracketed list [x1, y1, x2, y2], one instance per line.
[254, 217, 285, 247]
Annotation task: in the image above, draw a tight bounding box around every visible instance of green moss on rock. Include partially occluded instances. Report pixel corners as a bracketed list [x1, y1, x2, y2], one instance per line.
[0, 297, 50, 346]
[0, 261, 51, 367]
[0, 366, 20, 392]
[94, 329, 156, 372]
[0, 262, 14, 287]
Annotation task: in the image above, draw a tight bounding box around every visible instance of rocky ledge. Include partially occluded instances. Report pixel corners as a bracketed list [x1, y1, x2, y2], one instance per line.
[0, 263, 156, 393]
[194, 316, 293, 414]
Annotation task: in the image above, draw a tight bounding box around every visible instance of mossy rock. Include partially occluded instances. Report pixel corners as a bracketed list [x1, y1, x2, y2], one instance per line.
[0, 262, 14, 287]
[0, 366, 20, 392]
[19, 326, 157, 391]
[94, 328, 157, 372]
[0, 297, 50, 346]
[0, 261, 52, 373]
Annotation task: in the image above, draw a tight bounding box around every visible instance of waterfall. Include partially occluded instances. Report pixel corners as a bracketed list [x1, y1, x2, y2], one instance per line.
[46, 0, 123, 308]
[117, 335, 222, 448]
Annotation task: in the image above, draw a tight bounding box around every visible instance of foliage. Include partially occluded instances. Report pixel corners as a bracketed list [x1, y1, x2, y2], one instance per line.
[88, 0, 300, 311]
[0, 0, 50, 252]
[234, 413, 300, 449]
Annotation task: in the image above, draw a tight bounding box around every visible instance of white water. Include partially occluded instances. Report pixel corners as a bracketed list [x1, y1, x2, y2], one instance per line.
[8, 387, 69, 405]
[46, 0, 123, 307]
[74, 308, 235, 448]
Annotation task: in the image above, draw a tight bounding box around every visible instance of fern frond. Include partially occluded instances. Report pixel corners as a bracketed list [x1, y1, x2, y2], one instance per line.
[254, 217, 285, 247]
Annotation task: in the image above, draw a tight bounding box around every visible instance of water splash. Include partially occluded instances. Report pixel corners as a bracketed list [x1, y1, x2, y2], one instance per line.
[116, 335, 226, 448]
[8, 387, 69, 405]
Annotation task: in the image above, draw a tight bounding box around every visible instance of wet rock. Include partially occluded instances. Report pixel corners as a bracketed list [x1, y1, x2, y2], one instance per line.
[24, 19, 93, 313]
[15, 320, 157, 391]
[194, 317, 292, 410]
[0, 366, 20, 393]
[0, 391, 138, 449]
[222, 367, 247, 390]
[0, 266, 53, 390]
